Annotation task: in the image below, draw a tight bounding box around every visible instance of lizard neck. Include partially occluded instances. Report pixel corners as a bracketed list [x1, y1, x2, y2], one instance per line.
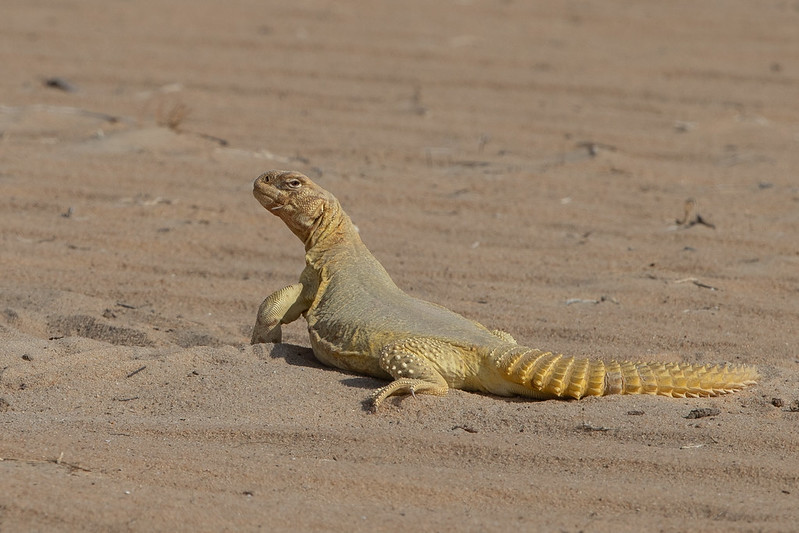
[303, 201, 364, 270]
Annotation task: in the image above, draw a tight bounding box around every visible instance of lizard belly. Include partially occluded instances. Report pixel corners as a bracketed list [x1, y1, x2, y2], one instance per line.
[306, 279, 501, 388]
[307, 326, 389, 379]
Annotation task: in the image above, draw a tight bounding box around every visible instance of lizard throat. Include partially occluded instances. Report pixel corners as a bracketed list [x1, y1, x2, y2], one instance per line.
[303, 205, 361, 265]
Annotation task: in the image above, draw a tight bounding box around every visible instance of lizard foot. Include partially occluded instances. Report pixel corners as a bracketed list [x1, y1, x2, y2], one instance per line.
[369, 339, 451, 411]
[251, 323, 282, 344]
[369, 378, 449, 412]
[251, 282, 308, 344]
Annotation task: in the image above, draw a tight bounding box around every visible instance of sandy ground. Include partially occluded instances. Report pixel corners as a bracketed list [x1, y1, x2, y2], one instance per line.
[2, 1, 799, 531]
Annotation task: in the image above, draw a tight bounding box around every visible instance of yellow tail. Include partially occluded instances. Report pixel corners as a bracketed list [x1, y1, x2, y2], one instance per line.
[495, 347, 759, 399]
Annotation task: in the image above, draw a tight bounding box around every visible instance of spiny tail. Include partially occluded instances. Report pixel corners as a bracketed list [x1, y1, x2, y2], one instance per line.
[494, 347, 758, 399]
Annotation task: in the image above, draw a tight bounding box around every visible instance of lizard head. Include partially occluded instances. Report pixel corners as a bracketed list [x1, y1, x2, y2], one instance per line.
[253, 170, 339, 244]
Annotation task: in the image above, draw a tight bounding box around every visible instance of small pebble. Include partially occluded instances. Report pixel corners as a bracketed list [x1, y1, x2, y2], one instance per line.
[685, 407, 720, 419]
[43, 77, 78, 92]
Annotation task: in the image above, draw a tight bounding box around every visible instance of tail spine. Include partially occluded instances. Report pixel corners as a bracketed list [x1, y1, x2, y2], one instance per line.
[493, 346, 758, 399]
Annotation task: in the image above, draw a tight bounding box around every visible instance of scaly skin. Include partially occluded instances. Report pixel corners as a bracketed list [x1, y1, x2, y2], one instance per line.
[250, 170, 758, 410]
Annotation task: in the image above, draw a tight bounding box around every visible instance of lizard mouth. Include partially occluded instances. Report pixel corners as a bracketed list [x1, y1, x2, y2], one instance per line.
[255, 193, 285, 213]
[253, 177, 284, 212]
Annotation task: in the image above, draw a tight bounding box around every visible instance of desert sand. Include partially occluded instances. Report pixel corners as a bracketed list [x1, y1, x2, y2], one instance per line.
[2, 1, 798, 531]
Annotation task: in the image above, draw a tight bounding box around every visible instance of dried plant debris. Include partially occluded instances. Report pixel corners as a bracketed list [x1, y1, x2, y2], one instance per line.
[565, 295, 619, 305]
[674, 278, 721, 291]
[43, 77, 78, 92]
[578, 421, 612, 432]
[685, 407, 720, 419]
[676, 198, 715, 229]
[157, 102, 191, 131]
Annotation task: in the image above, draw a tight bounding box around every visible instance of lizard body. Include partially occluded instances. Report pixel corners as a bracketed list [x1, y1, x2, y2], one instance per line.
[250, 170, 758, 410]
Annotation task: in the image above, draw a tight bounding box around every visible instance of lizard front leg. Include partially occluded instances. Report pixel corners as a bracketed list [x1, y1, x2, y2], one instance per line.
[251, 283, 308, 344]
[370, 338, 454, 411]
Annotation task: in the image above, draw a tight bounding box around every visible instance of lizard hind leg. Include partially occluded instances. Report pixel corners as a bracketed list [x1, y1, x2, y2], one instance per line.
[370, 339, 451, 411]
[491, 329, 517, 344]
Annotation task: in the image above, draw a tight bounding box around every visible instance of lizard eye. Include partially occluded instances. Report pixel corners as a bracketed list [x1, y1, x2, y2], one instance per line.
[286, 178, 302, 189]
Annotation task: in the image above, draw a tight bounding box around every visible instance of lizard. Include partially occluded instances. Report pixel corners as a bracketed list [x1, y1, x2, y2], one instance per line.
[250, 170, 759, 410]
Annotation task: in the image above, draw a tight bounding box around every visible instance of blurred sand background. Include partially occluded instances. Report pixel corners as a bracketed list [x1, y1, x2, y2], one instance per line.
[1, 1, 799, 531]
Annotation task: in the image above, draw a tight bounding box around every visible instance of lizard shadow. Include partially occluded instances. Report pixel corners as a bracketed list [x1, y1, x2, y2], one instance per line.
[262, 342, 323, 369]
[339, 377, 391, 412]
[261, 342, 384, 389]
[340, 376, 385, 391]
[261, 342, 408, 411]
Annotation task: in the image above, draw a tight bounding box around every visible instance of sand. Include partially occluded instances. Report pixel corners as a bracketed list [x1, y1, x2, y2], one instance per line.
[2, 1, 798, 531]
